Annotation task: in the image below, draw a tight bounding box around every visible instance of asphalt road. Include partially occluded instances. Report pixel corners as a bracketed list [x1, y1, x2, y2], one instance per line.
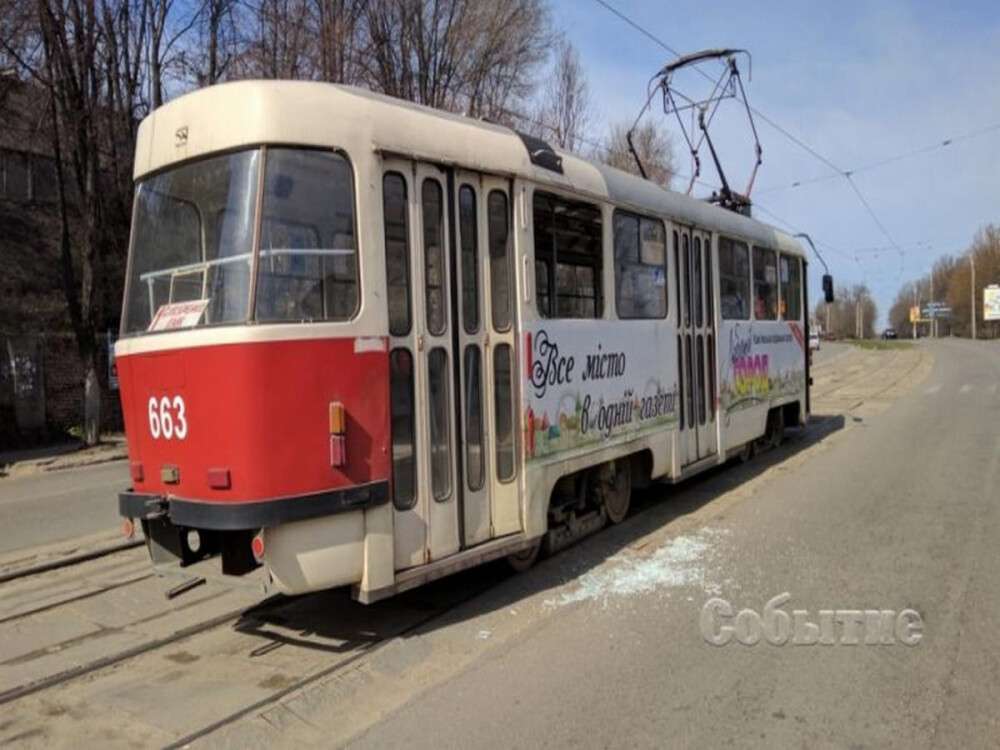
[325, 339, 1000, 749]
[4, 339, 999, 749]
[0, 461, 128, 555]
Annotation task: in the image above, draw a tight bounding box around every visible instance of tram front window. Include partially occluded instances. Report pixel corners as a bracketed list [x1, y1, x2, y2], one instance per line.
[123, 149, 261, 334]
[255, 148, 358, 322]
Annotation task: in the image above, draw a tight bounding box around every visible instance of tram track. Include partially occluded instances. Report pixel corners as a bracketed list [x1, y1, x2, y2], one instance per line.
[1, 562, 502, 748]
[0, 540, 268, 710]
[0, 570, 154, 626]
[0, 537, 144, 585]
[0, 591, 273, 707]
[162, 578, 499, 749]
[848, 350, 929, 407]
[810, 348, 907, 402]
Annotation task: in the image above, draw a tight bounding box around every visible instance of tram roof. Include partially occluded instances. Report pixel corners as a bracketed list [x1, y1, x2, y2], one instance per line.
[135, 80, 805, 257]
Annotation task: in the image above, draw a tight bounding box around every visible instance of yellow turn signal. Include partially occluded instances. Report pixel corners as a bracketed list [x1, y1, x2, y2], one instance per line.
[329, 401, 346, 435]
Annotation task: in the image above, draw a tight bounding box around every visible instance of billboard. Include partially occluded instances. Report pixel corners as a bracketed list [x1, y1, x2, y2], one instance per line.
[985, 285, 1000, 322]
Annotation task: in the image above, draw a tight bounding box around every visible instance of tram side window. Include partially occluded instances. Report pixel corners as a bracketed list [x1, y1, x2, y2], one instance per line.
[494, 343, 516, 482]
[464, 346, 485, 491]
[459, 185, 479, 334]
[753, 246, 778, 321]
[489, 190, 513, 331]
[780, 254, 802, 321]
[383, 173, 411, 336]
[719, 237, 750, 320]
[613, 210, 667, 319]
[533, 191, 603, 318]
[389, 348, 416, 510]
[256, 148, 358, 323]
[423, 179, 447, 336]
[428, 347, 452, 501]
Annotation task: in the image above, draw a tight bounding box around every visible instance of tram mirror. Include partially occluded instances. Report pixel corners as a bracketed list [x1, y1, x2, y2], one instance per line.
[822, 274, 835, 304]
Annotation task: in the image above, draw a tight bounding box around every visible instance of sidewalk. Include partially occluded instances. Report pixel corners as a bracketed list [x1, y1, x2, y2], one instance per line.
[0, 434, 128, 480]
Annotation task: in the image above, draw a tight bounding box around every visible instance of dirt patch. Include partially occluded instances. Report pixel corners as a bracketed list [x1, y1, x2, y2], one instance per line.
[258, 673, 299, 691]
[165, 651, 201, 665]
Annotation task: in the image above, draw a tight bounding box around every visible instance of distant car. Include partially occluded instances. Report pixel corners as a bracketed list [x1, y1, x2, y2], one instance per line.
[882, 328, 898, 340]
[809, 331, 821, 351]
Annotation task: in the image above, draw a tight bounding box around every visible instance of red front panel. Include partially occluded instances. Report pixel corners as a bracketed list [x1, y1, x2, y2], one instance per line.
[117, 337, 390, 503]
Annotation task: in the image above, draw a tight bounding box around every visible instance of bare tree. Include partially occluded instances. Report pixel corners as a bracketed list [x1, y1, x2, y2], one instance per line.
[143, 0, 201, 107]
[460, 0, 552, 120]
[234, 0, 313, 79]
[2, 0, 149, 444]
[813, 284, 877, 339]
[601, 118, 675, 188]
[171, 0, 240, 86]
[531, 39, 590, 152]
[360, 0, 551, 119]
[314, 0, 366, 82]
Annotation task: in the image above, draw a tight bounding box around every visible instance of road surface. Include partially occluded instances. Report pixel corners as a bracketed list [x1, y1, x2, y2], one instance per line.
[335, 339, 997, 749]
[0, 461, 128, 556]
[4, 339, 1000, 749]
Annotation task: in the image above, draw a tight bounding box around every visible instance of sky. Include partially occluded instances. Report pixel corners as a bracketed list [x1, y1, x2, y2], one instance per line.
[550, 0, 1000, 325]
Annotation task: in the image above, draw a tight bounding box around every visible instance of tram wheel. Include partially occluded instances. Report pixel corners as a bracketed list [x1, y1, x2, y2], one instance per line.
[738, 442, 754, 463]
[507, 539, 542, 573]
[600, 458, 632, 525]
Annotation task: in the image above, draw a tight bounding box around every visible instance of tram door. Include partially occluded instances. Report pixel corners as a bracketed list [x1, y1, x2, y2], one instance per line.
[693, 230, 718, 459]
[677, 227, 718, 466]
[384, 160, 520, 572]
[453, 170, 521, 547]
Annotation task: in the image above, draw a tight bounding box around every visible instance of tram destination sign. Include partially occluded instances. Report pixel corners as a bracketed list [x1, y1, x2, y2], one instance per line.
[148, 299, 210, 331]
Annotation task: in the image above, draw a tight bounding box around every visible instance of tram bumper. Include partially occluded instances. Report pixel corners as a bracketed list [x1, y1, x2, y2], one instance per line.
[119, 482, 388, 589]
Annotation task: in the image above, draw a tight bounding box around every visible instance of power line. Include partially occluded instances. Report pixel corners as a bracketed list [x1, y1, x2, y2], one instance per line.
[593, 0, 846, 175]
[750, 202, 856, 265]
[757, 121, 1000, 195]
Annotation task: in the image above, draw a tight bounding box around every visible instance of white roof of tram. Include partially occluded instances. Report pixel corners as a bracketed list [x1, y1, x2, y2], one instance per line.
[134, 80, 805, 257]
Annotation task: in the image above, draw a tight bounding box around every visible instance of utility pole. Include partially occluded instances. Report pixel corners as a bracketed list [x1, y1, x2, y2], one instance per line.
[930, 270, 936, 339]
[970, 254, 977, 340]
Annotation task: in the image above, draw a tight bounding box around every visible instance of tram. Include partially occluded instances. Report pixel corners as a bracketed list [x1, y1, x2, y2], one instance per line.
[117, 81, 816, 602]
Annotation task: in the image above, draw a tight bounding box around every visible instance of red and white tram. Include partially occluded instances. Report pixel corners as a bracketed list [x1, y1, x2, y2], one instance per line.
[117, 81, 815, 602]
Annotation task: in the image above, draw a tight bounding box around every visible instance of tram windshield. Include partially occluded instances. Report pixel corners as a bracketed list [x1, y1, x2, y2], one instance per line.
[123, 149, 260, 334]
[122, 146, 358, 334]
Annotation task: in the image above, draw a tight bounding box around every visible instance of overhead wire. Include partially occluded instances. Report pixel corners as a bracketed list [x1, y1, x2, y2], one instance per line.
[591, 0, 904, 276]
[757, 121, 1000, 195]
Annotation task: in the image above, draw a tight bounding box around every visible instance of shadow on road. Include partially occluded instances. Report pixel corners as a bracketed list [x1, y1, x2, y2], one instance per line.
[230, 413, 846, 652]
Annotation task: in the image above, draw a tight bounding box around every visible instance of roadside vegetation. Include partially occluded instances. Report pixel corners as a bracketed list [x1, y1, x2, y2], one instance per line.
[888, 226, 1000, 340]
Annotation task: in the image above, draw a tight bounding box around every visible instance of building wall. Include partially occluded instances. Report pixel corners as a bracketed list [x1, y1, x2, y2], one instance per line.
[0, 332, 124, 449]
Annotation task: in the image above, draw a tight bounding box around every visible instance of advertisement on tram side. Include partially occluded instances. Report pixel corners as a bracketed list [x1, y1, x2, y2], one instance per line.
[523, 321, 680, 461]
[718, 320, 806, 421]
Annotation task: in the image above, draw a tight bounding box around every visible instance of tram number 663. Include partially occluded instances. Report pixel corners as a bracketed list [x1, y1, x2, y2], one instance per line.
[148, 395, 188, 440]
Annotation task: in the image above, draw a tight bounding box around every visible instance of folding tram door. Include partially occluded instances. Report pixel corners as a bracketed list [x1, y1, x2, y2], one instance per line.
[383, 159, 521, 572]
[675, 225, 718, 466]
